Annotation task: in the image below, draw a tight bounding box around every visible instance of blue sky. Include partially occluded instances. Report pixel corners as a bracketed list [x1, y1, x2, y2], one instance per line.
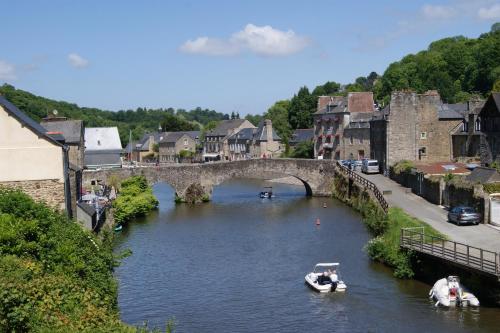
[1, 0, 499, 116]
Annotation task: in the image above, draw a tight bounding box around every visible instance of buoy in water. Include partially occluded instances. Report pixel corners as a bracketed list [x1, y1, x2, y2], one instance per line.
[315, 218, 321, 225]
[323, 202, 327, 208]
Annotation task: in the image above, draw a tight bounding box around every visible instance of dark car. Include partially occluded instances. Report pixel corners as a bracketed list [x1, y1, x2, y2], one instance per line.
[447, 206, 481, 225]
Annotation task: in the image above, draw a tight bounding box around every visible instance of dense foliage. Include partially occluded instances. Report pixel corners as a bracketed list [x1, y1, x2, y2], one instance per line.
[365, 208, 445, 278]
[375, 25, 500, 104]
[0, 187, 125, 332]
[113, 176, 159, 225]
[0, 84, 229, 145]
[289, 140, 314, 159]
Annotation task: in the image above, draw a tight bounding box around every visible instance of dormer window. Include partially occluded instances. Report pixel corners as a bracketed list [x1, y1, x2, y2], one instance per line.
[97, 140, 101, 146]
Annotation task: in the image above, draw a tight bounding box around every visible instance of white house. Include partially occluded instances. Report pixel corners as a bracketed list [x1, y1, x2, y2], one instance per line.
[84, 127, 123, 169]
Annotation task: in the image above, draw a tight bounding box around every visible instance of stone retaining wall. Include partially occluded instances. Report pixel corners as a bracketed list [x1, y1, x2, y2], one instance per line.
[0, 179, 65, 211]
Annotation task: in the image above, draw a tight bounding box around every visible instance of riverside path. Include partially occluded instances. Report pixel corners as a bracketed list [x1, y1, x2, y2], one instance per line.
[361, 173, 500, 254]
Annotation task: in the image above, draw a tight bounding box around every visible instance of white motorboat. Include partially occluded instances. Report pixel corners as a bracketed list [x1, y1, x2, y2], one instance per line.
[429, 276, 479, 307]
[305, 263, 347, 293]
[259, 186, 274, 199]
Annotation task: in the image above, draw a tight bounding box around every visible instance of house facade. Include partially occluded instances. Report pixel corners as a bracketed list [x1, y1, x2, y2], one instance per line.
[370, 90, 477, 174]
[159, 132, 197, 163]
[125, 132, 164, 163]
[203, 119, 256, 161]
[313, 92, 375, 160]
[84, 127, 123, 169]
[0, 96, 72, 214]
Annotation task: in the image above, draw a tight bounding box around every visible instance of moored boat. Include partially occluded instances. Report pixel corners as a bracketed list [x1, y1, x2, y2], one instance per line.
[259, 186, 274, 198]
[429, 276, 479, 307]
[305, 263, 347, 293]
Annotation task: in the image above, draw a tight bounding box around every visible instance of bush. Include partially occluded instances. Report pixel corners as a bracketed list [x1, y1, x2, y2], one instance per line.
[484, 182, 500, 194]
[113, 176, 158, 224]
[392, 160, 415, 175]
[0, 187, 125, 331]
[364, 207, 445, 278]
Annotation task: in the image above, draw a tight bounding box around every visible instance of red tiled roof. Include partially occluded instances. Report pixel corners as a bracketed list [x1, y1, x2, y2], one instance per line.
[415, 162, 470, 175]
[348, 92, 375, 113]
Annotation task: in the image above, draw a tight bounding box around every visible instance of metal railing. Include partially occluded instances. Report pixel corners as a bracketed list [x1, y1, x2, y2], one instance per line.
[401, 228, 499, 277]
[336, 161, 389, 213]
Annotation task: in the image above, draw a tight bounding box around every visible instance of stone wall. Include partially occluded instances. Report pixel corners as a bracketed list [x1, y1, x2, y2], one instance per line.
[343, 127, 370, 160]
[0, 179, 65, 211]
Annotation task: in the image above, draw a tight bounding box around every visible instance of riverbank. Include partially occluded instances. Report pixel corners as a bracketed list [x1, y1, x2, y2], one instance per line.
[331, 170, 443, 278]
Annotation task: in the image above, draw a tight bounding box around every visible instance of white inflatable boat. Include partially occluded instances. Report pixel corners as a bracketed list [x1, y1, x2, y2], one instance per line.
[429, 276, 479, 307]
[305, 263, 347, 293]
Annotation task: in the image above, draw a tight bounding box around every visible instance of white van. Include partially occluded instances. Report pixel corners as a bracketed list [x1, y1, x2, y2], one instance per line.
[362, 159, 379, 174]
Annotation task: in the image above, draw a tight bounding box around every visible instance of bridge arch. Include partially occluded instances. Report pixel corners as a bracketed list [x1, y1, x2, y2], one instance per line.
[83, 159, 337, 203]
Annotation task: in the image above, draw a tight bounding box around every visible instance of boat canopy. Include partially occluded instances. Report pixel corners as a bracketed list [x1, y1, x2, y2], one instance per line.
[314, 263, 339, 267]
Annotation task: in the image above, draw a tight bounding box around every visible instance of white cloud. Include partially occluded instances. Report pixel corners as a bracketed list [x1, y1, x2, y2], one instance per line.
[0, 60, 16, 80]
[421, 4, 457, 19]
[478, 4, 500, 20]
[68, 53, 89, 68]
[180, 37, 239, 56]
[179, 24, 310, 57]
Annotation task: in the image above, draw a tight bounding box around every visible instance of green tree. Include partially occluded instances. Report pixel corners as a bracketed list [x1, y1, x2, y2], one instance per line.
[288, 86, 316, 129]
[290, 140, 314, 159]
[245, 114, 263, 126]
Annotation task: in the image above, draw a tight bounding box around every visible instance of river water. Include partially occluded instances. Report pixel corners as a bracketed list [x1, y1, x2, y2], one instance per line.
[114, 179, 499, 333]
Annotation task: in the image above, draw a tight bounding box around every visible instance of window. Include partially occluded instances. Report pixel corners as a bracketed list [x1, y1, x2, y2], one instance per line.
[97, 140, 101, 146]
[420, 132, 427, 139]
[184, 139, 188, 146]
[475, 118, 481, 131]
[462, 120, 468, 132]
[349, 136, 353, 145]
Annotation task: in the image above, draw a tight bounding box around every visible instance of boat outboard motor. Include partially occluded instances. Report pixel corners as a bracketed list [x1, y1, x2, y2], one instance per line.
[331, 281, 337, 292]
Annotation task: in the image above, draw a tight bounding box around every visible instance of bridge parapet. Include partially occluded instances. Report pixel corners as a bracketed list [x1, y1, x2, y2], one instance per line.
[83, 159, 338, 203]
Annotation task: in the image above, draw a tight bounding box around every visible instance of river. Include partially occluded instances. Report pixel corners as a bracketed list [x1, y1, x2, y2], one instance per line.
[114, 179, 499, 333]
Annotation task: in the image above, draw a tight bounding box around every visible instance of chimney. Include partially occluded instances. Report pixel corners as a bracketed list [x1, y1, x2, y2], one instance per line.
[265, 119, 274, 142]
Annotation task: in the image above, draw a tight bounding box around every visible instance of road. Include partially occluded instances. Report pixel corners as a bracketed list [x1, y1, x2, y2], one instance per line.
[361, 173, 500, 253]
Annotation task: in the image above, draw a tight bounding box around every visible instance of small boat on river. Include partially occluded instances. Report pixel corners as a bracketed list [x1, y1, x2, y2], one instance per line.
[259, 186, 274, 199]
[114, 224, 123, 232]
[305, 263, 347, 293]
[429, 276, 479, 307]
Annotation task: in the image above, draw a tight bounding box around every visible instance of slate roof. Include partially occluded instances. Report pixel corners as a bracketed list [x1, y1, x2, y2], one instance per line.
[84, 151, 122, 167]
[0, 96, 63, 147]
[438, 103, 469, 119]
[77, 202, 96, 216]
[466, 167, 500, 184]
[254, 120, 281, 141]
[289, 129, 314, 144]
[160, 132, 191, 144]
[227, 127, 254, 142]
[41, 120, 83, 144]
[208, 119, 249, 136]
[85, 127, 122, 150]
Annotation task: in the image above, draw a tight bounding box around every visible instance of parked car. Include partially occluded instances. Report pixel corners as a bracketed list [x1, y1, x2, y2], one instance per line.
[362, 159, 379, 174]
[447, 206, 481, 225]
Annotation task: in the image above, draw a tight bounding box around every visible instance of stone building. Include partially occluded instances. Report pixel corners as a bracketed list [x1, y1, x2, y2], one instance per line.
[84, 127, 123, 169]
[125, 132, 164, 163]
[41, 117, 85, 169]
[313, 92, 375, 160]
[0, 96, 72, 215]
[203, 119, 255, 161]
[478, 93, 500, 165]
[159, 132, 197, 163]
[226, 119, 283, 160]
[370, 90, 478, 174]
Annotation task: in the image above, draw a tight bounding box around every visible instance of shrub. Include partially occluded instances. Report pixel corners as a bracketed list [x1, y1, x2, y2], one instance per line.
[113, 176, 158, 224]
[392, 160, 415, 175]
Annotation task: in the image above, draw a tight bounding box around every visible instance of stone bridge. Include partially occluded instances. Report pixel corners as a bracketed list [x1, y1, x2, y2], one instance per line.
[83, 159, 339, 203]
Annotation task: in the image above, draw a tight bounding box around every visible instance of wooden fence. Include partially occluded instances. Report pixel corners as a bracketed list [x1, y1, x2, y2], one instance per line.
[401, 227, 499, 278]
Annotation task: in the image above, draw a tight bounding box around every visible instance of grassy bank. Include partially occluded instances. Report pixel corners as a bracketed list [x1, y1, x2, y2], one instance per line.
[113, 176, 159, 225]
[331, 171, 444, 278]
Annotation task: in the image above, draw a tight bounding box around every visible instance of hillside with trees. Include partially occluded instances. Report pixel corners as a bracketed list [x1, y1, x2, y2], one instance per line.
[0, 84, 229, 145]
[263, 23, 500, 149]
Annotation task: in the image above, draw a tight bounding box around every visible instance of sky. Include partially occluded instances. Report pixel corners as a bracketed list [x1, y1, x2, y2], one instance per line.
[1, 0, 499, 116]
